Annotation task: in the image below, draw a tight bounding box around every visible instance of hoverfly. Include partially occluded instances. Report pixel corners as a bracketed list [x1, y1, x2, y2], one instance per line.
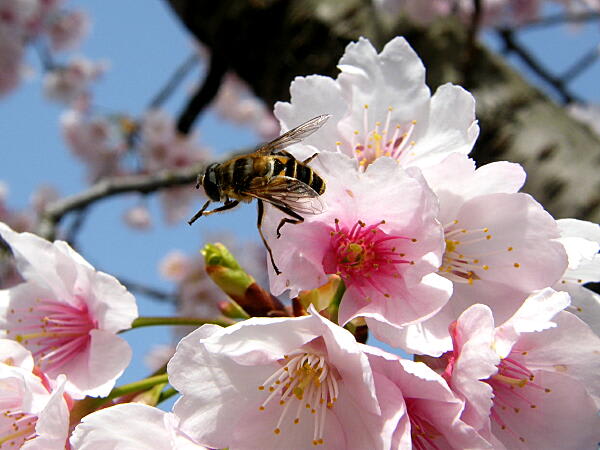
[188, 115, 329, 275]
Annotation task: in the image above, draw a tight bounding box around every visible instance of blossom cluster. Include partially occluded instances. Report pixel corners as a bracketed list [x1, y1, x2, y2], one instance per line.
[0, 36, 599, 449]
[0, 0, 90, 97]
[0, 222, 137, 447]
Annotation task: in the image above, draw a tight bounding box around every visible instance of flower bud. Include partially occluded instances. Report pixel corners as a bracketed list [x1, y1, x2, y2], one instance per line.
[202, 243, 287, 317]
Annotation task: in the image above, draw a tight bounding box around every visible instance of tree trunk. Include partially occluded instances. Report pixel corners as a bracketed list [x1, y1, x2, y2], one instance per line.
[166, 0, 600, 223]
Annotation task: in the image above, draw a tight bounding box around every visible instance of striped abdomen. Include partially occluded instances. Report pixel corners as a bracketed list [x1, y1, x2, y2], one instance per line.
[218, 156, 259, 195]
[271, 156, 325, 195]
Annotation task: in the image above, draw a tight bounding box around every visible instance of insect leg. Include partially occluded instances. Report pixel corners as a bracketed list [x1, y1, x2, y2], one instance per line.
[187, 200, 240, 225]
[188, 200, 211, 225]
[302, 153, 318, 164]
[201, 200, 240, 216]
[270, 203, 305, 239]
[257, 200, 281, 275]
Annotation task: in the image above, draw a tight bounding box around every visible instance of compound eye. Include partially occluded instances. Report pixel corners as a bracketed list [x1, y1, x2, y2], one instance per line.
[203, 164, 221, 201]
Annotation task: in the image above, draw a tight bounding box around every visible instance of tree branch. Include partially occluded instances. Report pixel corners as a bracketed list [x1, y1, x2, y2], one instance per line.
[119, 277, 178, 303]
[165, 0, 600, 223]
[463, 0, 483, 85]
[37, 164, 204, 240]
[176, 53, 228, 134]
[560, 44, 600, 84]
[148, 52, 200, 110]
[497, 28, 581, 104]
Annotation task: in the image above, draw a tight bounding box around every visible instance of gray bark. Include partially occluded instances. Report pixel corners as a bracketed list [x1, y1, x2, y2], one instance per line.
[167, 0, 600, 222]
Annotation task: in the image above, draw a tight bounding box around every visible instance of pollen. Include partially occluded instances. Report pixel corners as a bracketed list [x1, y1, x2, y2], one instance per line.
[440, 222, 504, 285]
[486, 356, 549, 441]
[5, 297, 97, 374]
[257, 351, 338, 447]
[350, 106, 419, 169]
[325, 219, 412, 299]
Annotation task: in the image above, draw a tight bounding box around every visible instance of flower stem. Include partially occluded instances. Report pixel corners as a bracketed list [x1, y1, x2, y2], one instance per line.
[157, 387, 179, 405]
[69, 374, 172, 425]
[327, 279, 346, 324]
[106, 374, 170, 400]
[129, 316, 233, 329]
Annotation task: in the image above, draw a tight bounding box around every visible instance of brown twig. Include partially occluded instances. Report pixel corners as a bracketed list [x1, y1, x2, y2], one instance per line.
[176, 53, 228, 134]
[463, 0, 483, 85]
[119, 277, 178, 303]
[37, 164, 204, 240]
[497, 28, 582, 104]
[148, 52, 200, 110]
[560, 44, 600, 84]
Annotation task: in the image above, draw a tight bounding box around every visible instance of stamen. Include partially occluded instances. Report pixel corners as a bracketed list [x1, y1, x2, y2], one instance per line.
[257, 352, 338, 446]
[325, 219, 411, 298]
[486, 356, 547, 442]
[441, 221, 518, 285]
[0, 409, 38, 447]
[348, 107, 419, 168]
[6, 298, 97, 374]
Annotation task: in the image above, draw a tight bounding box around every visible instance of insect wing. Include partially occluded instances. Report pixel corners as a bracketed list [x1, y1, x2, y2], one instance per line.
[246, 176, 325, 215]
[255, 115, 330, 155]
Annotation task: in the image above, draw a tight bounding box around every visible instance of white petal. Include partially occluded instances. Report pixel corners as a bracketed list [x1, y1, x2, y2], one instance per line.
[338, 37, 430, 137]
[410, 84, 479, 168]
[61, 329, 132, 399]
[274, 75, 347, 157]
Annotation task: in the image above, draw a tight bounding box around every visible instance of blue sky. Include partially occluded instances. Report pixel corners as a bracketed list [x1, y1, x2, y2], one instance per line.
[1, 0, 599, 405]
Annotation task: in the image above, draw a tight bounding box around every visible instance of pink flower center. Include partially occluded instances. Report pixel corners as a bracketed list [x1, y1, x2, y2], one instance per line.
[405, 398, 444, 450]
[486, 355, 549, 445]
[0, 409, 37, 448]
[257, 352, 339, 447]
[7, 297, 97, 374]
[337, 105, 418, 168]
[324, 219, 413, 299]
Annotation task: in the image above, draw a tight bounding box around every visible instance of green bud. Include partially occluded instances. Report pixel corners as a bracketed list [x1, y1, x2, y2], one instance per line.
[201, 243, 255, 299]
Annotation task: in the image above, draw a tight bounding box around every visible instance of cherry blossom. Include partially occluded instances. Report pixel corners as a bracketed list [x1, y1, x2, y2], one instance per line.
[0, 181, 34, 234]
[0, 339, 70, 450]
[46, 8, 90, 52]
[140, 109, 210, 172]
[263, 151, 452, 335]
[274, 36, 479, 170]
[70, 403, 207, 449]
[0, 0, 39, 96]
[168, 306, 400, 449]
[213, 73, 279, 139]
[140, 109, 211, 223]
[60, 109, 132, 180]
[443, 289, 600, 449]
[160, 250, 225, 342]
[0, 27, 24, 96]
[0, 0, 90, 97]
[362, 345, 492, 449]
[391, 153, 568, 355]
[43, 57, 107, 105]
[0, 222, 137, 399]
[554, 218, 600, 334]
[123, 204, 153, 230]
